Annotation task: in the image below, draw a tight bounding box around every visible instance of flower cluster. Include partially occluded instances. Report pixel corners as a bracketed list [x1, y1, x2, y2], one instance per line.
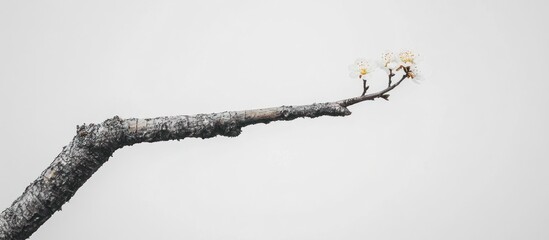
[349, 50, 421, 95]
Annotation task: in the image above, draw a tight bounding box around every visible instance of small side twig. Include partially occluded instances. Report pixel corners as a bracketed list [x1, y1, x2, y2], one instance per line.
[388, 69, 395, 87]
[337, 74, 408, 107]
[361, 79, 369, 96]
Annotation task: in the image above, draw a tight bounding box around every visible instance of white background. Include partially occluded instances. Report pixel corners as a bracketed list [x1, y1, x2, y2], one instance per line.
[1, 0, 548, 239]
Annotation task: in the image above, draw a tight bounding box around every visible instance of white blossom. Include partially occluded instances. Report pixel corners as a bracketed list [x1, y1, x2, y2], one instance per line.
[380, 51, 399, 73]
[382, 52, 395, 67]
[348, 59, 374, 80]
[399, 50, 417, 64]
[408, 63, 426, 83]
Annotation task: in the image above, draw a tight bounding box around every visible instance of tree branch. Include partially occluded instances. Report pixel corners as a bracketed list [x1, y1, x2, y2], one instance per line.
[338, 75, 407, 107]
[0, 78, 407, 240]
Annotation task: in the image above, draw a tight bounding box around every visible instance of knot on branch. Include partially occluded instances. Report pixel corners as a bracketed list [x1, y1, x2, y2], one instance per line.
[329, 103, 352, 116]
[191, 114, 242, 139]
[281, 106, 291, 118]
[103, 115, 124, 128]
[311, 103, 351, 118]
[74, 115, 128, 153]
[220, 121, 242, 137]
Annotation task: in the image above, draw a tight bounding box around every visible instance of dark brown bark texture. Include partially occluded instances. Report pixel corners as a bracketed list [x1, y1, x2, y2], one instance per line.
[0, 79, 406, 240]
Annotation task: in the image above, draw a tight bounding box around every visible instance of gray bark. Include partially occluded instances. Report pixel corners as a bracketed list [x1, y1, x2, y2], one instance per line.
[0, 77, 406, 240]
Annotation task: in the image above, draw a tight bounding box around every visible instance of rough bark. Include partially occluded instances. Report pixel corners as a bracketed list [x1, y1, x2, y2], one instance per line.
[0, 78, 406, 240]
